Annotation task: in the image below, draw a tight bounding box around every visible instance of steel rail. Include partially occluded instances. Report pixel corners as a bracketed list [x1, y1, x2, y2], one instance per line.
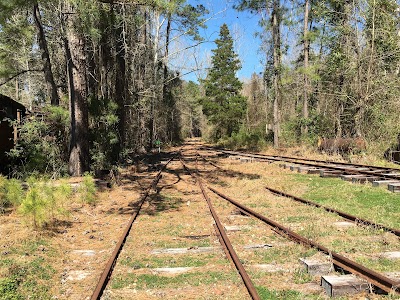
[180, 158, 261, 300]
[195, 152, 400, 237]
[202, 146, 400, 172]
[264, 186, 400, 237]
[208, 187, 400, 294]
[91, 154, 177, 300]
[213, 148, 400, 181]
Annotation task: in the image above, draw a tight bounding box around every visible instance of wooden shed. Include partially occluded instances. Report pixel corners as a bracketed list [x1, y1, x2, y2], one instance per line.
[0, 94, 26, 171]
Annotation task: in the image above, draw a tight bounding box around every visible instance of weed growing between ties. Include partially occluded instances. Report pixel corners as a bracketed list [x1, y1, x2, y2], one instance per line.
[110, 270, 240, 290]
[255, 286, 325, 300]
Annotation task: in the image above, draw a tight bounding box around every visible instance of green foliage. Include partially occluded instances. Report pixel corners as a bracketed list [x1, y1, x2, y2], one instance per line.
[0, 277, 22, 300]
[79, 174, 96, 205]
[0, 176, 24, 212]
[18, 177, 73, 228]
[0, 257, 54, 300]
[88, 97, 119, 170]
[8, 106, 70, 178]
[19, 178, 48, 228]
[218, 127, 268, 151]
[0, 9, 35, 78]
[201, 24, 247, 141]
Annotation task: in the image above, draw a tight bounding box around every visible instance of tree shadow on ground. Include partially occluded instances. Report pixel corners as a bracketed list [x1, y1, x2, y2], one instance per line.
[143, 193, 184, 216]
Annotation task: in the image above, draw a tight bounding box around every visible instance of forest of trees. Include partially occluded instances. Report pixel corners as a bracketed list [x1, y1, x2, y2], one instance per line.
[1, 0, 400, 178]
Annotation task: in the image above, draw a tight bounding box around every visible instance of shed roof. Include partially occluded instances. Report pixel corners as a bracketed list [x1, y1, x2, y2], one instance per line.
[0, 94, 26, 110]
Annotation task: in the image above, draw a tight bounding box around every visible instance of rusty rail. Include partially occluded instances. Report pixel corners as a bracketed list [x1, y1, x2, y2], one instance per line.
[265, 186, 400, 237]
[202, 146, 400, 173]
[207, 147, 400, 180]
[208, 187, 400, 294]
[180, 158, 261, 300]
[91, 155, 177, 300]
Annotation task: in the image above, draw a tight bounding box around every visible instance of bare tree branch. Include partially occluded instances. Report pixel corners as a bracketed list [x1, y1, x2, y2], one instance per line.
[0, 69, 43, 88]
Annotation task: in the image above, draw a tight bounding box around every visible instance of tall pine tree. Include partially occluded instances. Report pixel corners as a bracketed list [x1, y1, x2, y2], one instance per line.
[201, 23, 246, 140]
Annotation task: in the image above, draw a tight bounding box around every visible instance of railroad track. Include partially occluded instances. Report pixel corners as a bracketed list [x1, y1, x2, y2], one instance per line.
[201, 146, 400, 192]
[192, 150, 400, 296]
[91, 154, 177, 299]
[90, 144, 399, 299]
[197, 152, 400, 237]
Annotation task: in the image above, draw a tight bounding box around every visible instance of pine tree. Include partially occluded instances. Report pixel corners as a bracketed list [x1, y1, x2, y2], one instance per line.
[201, 23, 246, 140]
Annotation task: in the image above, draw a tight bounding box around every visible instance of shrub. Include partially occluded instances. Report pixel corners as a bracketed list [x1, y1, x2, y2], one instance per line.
[79, 174, 97, 205]
[7, 106, 70, 178]
[0, 176, 24, 213]
[19, 178, 48, 228]
[18, 178, 73, 228]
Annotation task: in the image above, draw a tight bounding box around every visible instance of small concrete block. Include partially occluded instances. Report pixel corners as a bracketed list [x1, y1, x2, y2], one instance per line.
[382, 173, 400, 177]
[297, 167, 315, 174]
[239, 157, 252, 163]
[353, 168, 372, 171]
[224, 225, 252, 232]
[290, 165, 300, 171]
[340, 174, 366, 181]
[66, 270, 91, 281]
[320, 171, 342, 178]
[333, 221, 355, 229]
[299, 258, 332, 275]
[372, 180, 400, 187]
[351, 177, 378, 183]
[388, 183, 400, 193]
[71, 250, 96, 256]
[307, 169, 324, 174]
[243, 244, 272, 250]
[152, 267, 193, 275]
[151, 246, 220, 255]
[379, 251, 400, 259]
[321, 274, 369, 297]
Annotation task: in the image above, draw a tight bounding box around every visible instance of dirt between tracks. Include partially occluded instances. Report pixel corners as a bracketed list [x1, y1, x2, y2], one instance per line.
[0, 141, 398, 300]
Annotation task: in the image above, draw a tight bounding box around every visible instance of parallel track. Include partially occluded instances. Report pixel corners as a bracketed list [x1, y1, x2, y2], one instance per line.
[204, 147, 400, 181]
[208, 187, 400, 294]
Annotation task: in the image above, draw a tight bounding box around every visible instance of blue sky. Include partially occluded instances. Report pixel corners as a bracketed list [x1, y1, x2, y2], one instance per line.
[179, 0, 265, 82]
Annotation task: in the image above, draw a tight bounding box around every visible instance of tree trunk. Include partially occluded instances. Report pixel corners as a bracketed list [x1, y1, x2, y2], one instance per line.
[33, 2, 60, 106]
[115, 3, 127, 156]
[65, 5, 89, 176]
[272, 0, 281, 148]
[302, 0, 310, 135]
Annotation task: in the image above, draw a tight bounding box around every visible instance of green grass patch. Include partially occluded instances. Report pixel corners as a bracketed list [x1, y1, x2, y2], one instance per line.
[355, 256, 400, 273]
[120, 254, 225, 269]
[256, 286, 315, 300]
[291, 174, 400, 228]
[111, 270, 240, 289]
[0, 257, 55, 300]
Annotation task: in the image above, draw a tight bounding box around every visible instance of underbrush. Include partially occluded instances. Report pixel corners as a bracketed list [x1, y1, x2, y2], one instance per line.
[0, 175, 97, 228]
[217, 128, 270, 151]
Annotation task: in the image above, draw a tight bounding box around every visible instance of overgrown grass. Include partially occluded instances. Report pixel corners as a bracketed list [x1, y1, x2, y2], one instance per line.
[290, 174, 400, 228]
[110, 270, 240, 289]
[120, 254, 225, 269]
